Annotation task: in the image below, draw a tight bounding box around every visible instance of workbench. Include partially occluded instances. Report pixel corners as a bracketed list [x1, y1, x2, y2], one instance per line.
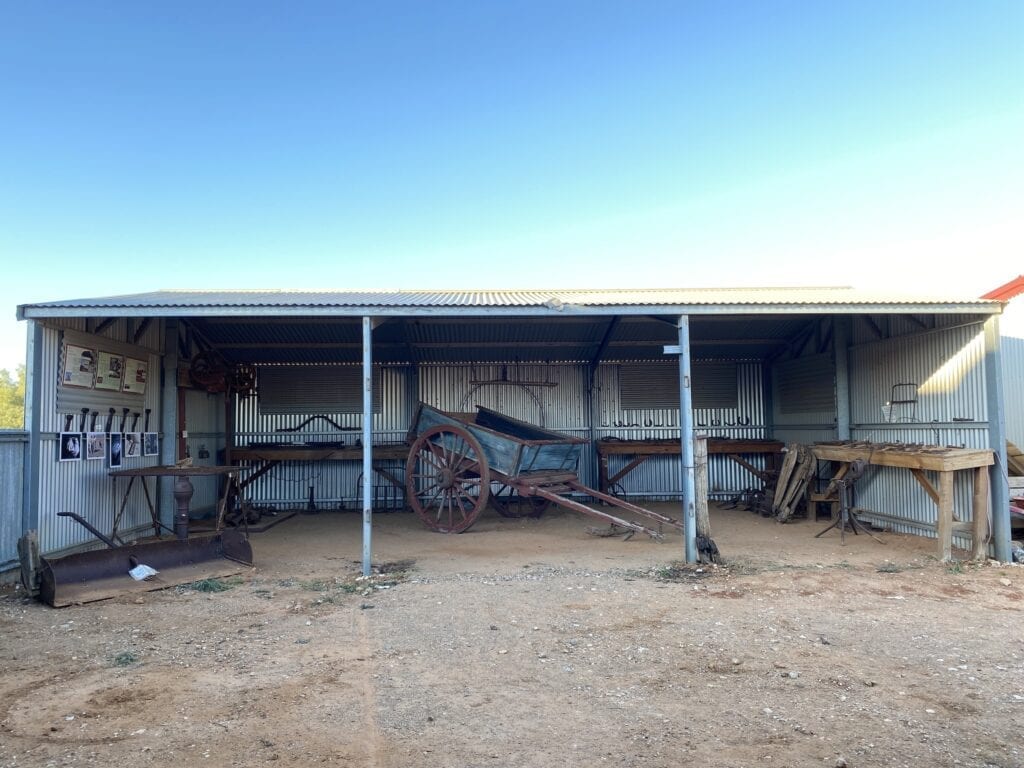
[110, 465, 246, 541]
[230, 444, 411, 506]
[810, 441, 994, 561]
[596, 438, 785, 495]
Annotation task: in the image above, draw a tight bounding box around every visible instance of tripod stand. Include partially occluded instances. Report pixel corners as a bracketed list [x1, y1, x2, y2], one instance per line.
[815, 459, 885, 545]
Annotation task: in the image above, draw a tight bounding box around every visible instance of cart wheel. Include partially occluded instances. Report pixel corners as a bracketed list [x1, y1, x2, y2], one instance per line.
[406, 425, 490, 533]
[491, 486, 551, 519]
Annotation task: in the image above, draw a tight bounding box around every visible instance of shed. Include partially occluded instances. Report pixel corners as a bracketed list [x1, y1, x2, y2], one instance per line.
[8, 286, 1013, 577]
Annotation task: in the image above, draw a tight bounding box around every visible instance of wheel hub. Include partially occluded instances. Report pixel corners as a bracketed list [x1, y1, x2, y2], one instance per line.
[438, 468, 455, 488]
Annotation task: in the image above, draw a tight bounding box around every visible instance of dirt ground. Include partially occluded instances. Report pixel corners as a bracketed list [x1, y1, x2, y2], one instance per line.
[2, 502, 1022, 768]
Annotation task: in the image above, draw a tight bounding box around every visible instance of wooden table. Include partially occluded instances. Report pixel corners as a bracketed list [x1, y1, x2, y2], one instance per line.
[595, 438, 785, 495]
[810, 441, 994, 561]
[110, 465, 246, 541]
[231, 444, 411, 503]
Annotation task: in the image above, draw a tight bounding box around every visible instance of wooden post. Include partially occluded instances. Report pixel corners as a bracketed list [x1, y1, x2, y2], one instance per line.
[972, 466, 990, 561]
[937, 471, 954, 561]
[695, 435, 710, 540]
[694, 434, 720, 562]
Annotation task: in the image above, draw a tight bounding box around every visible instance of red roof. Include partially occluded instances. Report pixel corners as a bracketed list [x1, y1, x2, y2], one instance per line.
[981, 275, 1024, 301]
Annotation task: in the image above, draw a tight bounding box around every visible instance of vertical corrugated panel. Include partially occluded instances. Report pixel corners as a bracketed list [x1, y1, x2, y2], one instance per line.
[773, 353, 836, 427]
[850, 324, 987, 430]
[418, 363, 588, 429]
[184, 388, 226, 516]
[595, 361, 767, 497]
[999, 302, 1024, 449]
[37, 324, 165, 555]
[0, 431, 28, 570]
[845, 322, 990, 550]
[236, 366, 410, 506]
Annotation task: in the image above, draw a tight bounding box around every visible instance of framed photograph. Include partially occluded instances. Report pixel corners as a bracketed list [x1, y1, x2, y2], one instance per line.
[59, 432, 83, 462]
[109, 433, 123, 469]
[143, 432, 159, 457]
[122, 357, 148, 395]
[94, 351, 124, 391]
[86, 432, 107, 461]
[61, 345, 96, 389]
[124, 432, 142, 459]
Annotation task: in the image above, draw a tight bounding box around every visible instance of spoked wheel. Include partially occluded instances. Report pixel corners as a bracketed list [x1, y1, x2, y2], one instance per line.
[490, 484, 552, 519]
[406, 425, 490, 533]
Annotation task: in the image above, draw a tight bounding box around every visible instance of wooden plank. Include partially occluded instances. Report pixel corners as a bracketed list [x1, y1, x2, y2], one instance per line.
[1005, 440, 1024, 476]
[595, 438, 784, 456]
[812, 443, 993, 472]
[937, 471, 954, 562]
[607, 455, 652, 486]
[972, 465, 990, 561]
[909, 468, 940, 505]
[773, 444, 799, 512]
[726, 453, 770, 482]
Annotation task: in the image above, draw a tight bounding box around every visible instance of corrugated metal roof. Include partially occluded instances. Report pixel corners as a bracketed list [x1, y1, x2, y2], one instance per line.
[981, 275, 1024, 302]
[17, 286, 1001, 318]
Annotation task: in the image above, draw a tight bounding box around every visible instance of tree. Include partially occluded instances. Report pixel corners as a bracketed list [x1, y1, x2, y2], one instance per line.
[0, 365, 26, 429]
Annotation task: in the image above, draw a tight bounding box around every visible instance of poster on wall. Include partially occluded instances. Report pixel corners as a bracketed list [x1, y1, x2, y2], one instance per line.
[143, 432, 159, 456]
[86, 432, 106, 461]
[94, 351, 124, 391]
[109, 433, 123, 469]
[58, 432, 82, 462]
[61, 345, 96, 388]
[124, 432, 142, 459]
[121, 358, 148, 395]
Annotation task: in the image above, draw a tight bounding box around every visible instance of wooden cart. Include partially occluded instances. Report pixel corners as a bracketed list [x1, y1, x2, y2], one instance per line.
[405, 404, 682, 538]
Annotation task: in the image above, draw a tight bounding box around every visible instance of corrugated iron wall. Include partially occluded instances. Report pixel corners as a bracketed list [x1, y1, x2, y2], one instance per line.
[235, 361, 768, 506]
[235, 366, 412, 506]
[847, 323, 989, 546]
[183, 388, 227, 516]
[999, 301, 1024, 450]
[772, 352, 838, 446]
[594, 361, 766, 499]
[36, 321, 164, 555]
[0, 431, 28, 571]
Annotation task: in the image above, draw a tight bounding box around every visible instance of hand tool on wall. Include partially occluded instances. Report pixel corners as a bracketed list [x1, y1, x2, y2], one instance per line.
[90, 412, 99, 432]
[63, 414, 74, 432]
[121, 408, 130, 432]
[130, 412, 140, 432]
[144, 408, 152, 433]
[105, 408, 115, 433]
[79, 408, 90, 432]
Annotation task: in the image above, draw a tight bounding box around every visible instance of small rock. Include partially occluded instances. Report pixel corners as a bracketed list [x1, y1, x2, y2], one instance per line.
[863, 680, 877, 687]
[788, 671, 800, 679]
[762, 708, 773, 715]
[133, 598, 145, 604]
[731, 657, 741, 666]
[835, 758, 848, 768]
[489, 625, 498, 631]
[360, 604, 374, 610]
[498, 649, 508, 655]
[999, 578, 1012, 587]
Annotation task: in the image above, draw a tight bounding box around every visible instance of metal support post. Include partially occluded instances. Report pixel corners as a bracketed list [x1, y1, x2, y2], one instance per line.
[983, 315, 1010, 562]
[362, 316, 374, 576]
[677, 315, 697, 563]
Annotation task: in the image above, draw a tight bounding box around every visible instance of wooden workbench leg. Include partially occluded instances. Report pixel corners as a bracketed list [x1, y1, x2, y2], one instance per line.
[972, 466, 990, 561]
[937, 471, 954, 562]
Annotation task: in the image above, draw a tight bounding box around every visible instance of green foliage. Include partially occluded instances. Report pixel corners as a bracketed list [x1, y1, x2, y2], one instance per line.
[112, 650, 139, 666]
[0, 365, 26, 429]
[181, 576, 243, 593]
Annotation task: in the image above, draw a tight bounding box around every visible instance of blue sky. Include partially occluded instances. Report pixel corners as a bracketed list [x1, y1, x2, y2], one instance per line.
[1, 1, 1022, 370]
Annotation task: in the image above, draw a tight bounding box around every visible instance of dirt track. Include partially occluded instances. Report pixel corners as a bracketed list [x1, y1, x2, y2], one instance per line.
[2, 505, 1022, 768]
